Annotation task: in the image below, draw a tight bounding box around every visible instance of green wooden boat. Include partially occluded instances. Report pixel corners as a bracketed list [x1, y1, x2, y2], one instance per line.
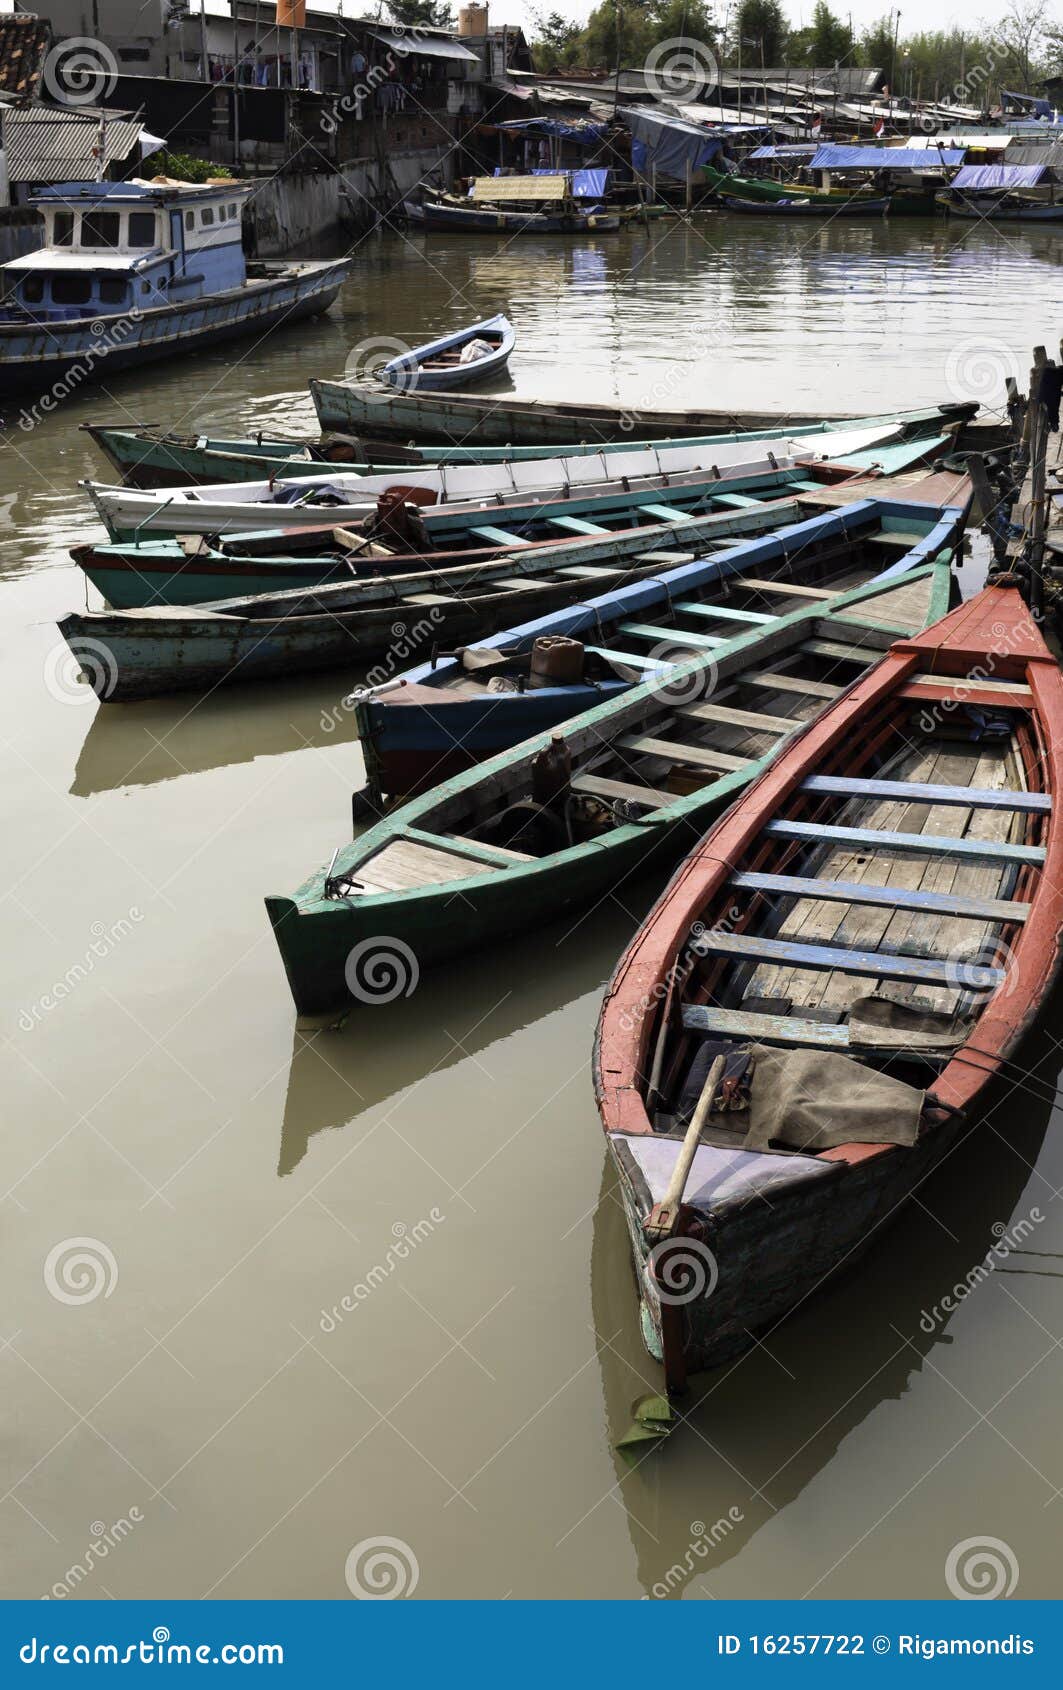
[81, 404, 975, 489]
[703, 165, 870, 206]
[266, 547, 957, 1023]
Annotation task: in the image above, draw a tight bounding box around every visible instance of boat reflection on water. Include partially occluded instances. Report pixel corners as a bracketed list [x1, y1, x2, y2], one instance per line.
[68, 670, 368, 797]
[590, 979, 1063, 1598]
[276, 884, 660, 1177]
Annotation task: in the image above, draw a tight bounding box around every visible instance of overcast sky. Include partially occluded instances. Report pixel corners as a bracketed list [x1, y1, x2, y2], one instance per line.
[494, 2, 1045, 38]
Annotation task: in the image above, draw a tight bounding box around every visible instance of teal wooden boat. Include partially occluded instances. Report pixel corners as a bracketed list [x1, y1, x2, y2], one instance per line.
[58, 500, 812, 696]
[266, 548, 957, 1023]
[82, 403, 976, 488]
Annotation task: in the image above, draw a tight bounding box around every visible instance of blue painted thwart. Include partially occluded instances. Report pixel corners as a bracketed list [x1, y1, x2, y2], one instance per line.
[0, 178, 351, 393]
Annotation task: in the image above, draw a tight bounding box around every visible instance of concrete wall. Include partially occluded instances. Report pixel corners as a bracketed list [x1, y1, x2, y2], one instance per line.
[243, 171, 345, 257]
[338, 147, 454, 233]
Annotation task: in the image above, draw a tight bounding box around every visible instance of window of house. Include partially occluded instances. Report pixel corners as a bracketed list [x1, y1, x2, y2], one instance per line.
[99, 279, 127, 304]
[81, 212, 121, 247]
[51, 276, 93, 305]
[53, 212, 74, 246]
[185, 211, 194, 231]
[201, 207, 214, 225]
[128, 212, 156, 247]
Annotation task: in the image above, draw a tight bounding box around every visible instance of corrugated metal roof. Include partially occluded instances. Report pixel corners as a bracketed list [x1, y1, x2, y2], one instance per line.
[0, 13, 51, 99]
[3, 105, 143, 184]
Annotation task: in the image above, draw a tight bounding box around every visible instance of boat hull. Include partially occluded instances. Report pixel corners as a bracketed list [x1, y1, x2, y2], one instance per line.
[420, 200, 619, 234]
[1, 261, 351, 396]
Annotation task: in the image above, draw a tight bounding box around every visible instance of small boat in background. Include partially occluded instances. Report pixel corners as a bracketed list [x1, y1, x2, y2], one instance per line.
[379, 315, 514, 392]
[264, 531, 960, 1023]
[595, 580, 1063, 1392]
[720, 194, 891, 218]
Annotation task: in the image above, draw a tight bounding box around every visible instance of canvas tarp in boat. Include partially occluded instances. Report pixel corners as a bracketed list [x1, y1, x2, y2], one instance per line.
[471, 174, 568, 202]
[952, 163, 1049, 188]
[571, 167, 610, 200]
[495, 118, 610, 145]
[743, 1045, 925, 1153]
[619, 106, 726, 181]
[1004, 141, 1063, 168]
[748, 144, 817, 159]
[809, 144, 965, 171]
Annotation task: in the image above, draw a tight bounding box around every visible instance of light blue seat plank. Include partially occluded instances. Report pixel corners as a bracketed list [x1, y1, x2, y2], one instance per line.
[765, 819, 1046, 865]
[636, 504, 694, 523]
[691, 929, 1004, 988]
[802, 775, 1052, 813]
[545, 515, 610, 536]
[711, 492, 762, 509]
[730, 870, 1031, 924]
[677, 601, 775, 625]
[584, 646, 671, 672]
[468, 525, 531, 546]
[791, 478, 828, 490]
[617, 621, 723, 649]
[682, 1004, 852, 1048]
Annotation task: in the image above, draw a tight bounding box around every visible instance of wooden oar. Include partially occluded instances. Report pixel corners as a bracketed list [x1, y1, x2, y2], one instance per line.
[643, 1054, 725, 1243]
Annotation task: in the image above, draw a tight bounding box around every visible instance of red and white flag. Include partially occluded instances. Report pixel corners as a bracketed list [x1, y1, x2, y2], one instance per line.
[874, 117, 885, 136]
[811, 115, 822, 137]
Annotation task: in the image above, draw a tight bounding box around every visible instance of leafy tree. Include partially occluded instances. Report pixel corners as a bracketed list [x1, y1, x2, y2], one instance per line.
[806, 3, 853, 67]
[385, 1, 456, 28]
[579, 0, 656, 72]
[528, 8, 583, 72]
[992, 0, 1053, 90]
[730, 0, 788, 67]
[858, 15, 897, 80]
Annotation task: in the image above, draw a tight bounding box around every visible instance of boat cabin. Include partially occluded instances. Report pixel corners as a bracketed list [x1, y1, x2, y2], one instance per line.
[0, 179, 253, 323]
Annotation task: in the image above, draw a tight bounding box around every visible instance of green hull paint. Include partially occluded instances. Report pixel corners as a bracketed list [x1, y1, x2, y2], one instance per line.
[266, 550, 958, 1021]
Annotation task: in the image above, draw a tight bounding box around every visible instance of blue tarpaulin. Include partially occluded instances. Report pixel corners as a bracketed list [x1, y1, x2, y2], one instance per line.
[809, 145, 966, 170]
[571, 168, 610, 200]
[749, 145, 816, 159]
[952, 163, 1048, 188]
[495, 118, 609, 144]
[619, 106, 726, 181]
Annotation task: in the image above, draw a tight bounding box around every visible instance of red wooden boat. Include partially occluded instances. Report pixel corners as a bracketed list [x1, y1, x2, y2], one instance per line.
[594, 581, 1063, 1392]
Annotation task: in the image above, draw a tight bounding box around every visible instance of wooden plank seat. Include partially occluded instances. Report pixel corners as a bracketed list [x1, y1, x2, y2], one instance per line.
[800, 637, 878, 663]
[552, 564, 628, 578]
[584, 646, 672, 672]
[868, 530, 930, 547]
[674, 702, 795, 734]
[741, 578, 835, 599]
[711, 492, 762, 509]
[635, 504, 694, 523]
[545, 516, 609, 536]
[571, 773, 673, 809]
[468, 525, 530, 545]
[682, 1004, 853, 1049]
[801, 775, 1051, 812]
[765, 818, 1047, 865]
[617, 621, 723, 649]
[744, 670, 843, 699]
[404, 828, 534, 867]
[906, 673, 1033, 698]
[677, 601, 776, 625]
[729, 870, 1031, 924]
[616, 734, 751, 772]
[690, 929, 1006, 989]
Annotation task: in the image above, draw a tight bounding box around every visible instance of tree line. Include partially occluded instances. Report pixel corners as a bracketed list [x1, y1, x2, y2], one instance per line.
[523, 1, 1063, 97]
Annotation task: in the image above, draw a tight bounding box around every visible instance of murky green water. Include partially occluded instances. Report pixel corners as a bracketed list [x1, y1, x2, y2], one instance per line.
[3, 217, 1063, 1601]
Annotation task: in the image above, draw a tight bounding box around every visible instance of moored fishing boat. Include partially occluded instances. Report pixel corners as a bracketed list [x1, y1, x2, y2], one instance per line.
[72, 488, 802, 608]
[58, 501, 818, 693]
[308, 378, 983, 448]
[720, 193, 891, 218]
[379, 314, 514, 390]
[83, 403, 976, 487]
[594, 580, 1063, 1392]
[264, 542, 958, 1023]
[0, 179, 351, 394]
[79, 423, 918, 541]
[353, 495, 969, 804]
